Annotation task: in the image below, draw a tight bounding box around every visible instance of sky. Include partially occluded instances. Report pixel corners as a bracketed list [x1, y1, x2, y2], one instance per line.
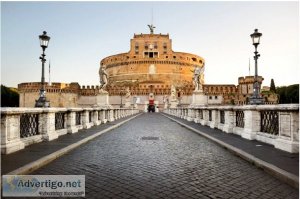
[1, 1, 299, 88]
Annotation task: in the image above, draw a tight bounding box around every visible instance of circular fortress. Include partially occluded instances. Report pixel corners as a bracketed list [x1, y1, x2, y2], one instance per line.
[18, 28, 277, 108]
[101, 32, 205, 99]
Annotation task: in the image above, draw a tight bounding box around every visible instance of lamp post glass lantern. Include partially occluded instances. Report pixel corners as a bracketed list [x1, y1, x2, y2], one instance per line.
[249, 29, 264, 105]
[39, 31, 50, 49]
[35, 31, 51, 107]
[251, 29, 262, 46]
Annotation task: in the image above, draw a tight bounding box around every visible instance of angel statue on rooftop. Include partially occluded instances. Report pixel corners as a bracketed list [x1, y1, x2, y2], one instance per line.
[148, 24, 156, 34]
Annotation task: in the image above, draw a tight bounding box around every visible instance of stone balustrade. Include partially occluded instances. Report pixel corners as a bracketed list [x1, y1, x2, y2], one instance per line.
[1, 107, 140, 154]
[164, 104, 299, 153]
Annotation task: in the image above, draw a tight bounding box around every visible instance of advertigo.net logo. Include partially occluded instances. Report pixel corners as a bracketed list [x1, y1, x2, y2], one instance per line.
[2, 175, 85, 197]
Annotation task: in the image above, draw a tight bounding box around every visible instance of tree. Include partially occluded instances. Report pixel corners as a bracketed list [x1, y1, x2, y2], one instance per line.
[270, 79, 276, 93]
[276, 84, 299, 104]
[286, 84, 299, 103]
[1, 85, 19, 107]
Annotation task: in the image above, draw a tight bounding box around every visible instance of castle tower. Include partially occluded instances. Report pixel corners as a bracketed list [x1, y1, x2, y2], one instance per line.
[100, 26, 205, 107]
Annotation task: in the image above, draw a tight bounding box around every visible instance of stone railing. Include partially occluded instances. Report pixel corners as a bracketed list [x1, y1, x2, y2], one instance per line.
[1, 107, 140, 154]
[164, 104, 299, 153]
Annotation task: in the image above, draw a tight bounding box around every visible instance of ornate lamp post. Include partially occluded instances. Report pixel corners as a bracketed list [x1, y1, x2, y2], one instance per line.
[35, 31, 51, 107]
[249, 29, 264, 105]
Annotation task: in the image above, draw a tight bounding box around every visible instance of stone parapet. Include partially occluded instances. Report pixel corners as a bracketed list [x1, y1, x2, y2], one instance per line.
[1, 107, 140, 154]
[164, 104, 299, 153]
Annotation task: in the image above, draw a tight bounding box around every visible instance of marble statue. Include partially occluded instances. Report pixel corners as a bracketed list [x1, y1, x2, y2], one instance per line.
[125, 87, 131, 99]
[148, 24, 156, 34]
[192, 64, 205, 91]
[99, 65, 108, 90]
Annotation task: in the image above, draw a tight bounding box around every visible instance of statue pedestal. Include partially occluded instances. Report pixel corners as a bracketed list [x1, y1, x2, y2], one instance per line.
[124, 100, 131, 108]
[169, 100, 178, 108]
[78, 90, 110, 108]
[191, 90, 207, 105]
[95, 90, 110, 106]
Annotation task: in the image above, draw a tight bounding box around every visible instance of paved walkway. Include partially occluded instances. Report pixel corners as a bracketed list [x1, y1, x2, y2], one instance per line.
[24, 113, 299, 198]
[164, 114, 299, 176]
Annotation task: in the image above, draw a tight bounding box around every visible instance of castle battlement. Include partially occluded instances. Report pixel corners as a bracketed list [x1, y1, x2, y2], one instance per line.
[133, 33, 169, 39]
[18, 82, 103, 96]
[238, 76, 264, 84]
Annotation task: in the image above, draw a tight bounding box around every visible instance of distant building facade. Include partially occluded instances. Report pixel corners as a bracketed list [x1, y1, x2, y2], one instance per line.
[101, 32, 204, 106]
[18, 78, 278, 108]
[18, 28, 278, 108]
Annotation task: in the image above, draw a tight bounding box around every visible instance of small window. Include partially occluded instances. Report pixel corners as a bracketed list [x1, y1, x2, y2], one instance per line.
[173, 56, 176, 59]
[144, 51, 158, 58]
[209, 96, 212, 100]
[215, 96, 218, 99]
[192, 57, 197, 62]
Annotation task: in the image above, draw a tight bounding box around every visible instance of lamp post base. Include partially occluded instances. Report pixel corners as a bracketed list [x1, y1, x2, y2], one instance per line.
[35, 96, 50, 108]
[249, 96, 264, 105]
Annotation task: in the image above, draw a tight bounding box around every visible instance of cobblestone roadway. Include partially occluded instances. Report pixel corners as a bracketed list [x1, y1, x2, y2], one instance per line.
[34, 113, 298, 199]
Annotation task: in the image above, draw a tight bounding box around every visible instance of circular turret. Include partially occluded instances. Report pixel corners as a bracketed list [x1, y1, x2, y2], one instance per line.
[100, 33, 205, 96]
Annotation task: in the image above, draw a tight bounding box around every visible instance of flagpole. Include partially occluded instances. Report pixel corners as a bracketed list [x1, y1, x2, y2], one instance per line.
[49, 60, 51, 86]
[248, 58, 250, 76]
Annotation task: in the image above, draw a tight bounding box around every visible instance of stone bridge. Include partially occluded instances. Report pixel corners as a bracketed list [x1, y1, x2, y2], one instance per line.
[1, 105, 299, 198]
